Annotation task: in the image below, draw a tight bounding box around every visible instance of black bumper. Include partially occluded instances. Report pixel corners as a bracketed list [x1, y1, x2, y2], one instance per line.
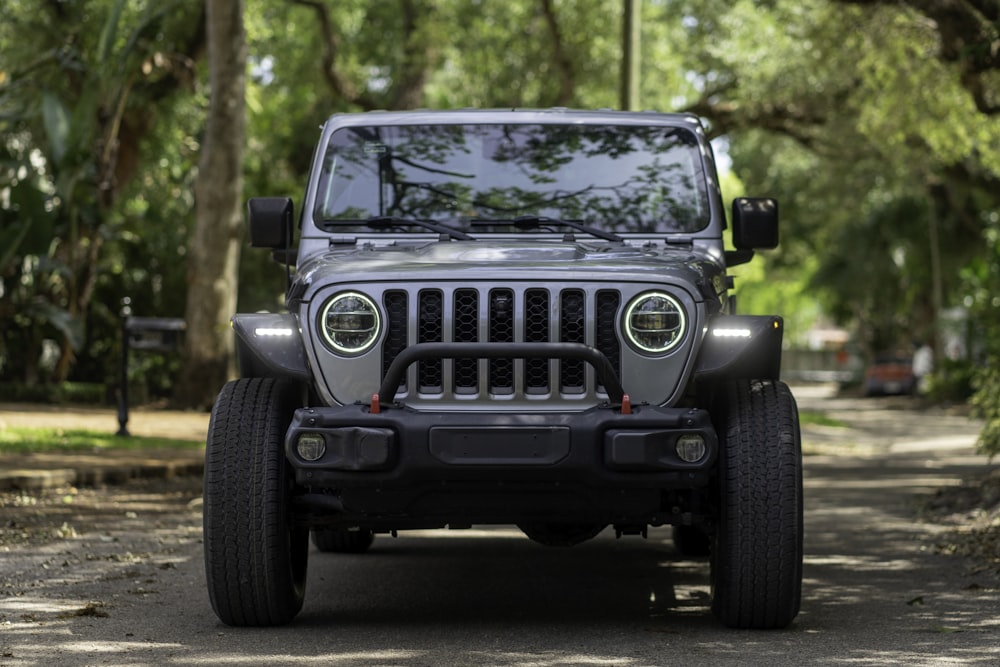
[285, 404, 717, 526]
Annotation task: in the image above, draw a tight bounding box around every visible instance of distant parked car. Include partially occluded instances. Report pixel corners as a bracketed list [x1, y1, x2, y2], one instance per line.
[864, 356, 917, 396]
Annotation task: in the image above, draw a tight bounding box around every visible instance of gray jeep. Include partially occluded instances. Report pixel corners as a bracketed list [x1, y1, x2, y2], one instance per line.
[202, 109, 802, 630]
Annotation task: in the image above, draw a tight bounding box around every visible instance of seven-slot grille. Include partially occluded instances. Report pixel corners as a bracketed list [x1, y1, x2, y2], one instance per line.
[381, 286, 621, 399]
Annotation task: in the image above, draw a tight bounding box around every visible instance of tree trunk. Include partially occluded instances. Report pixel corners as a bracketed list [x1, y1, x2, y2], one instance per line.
[175, 0, 247, 410]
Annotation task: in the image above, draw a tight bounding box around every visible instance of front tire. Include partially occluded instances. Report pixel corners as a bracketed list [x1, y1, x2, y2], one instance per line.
[203, 378, 308, 626]
[710, 379, 803, 629]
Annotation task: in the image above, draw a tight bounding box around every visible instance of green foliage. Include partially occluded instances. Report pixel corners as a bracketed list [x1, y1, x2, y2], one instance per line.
[965, 223, 1000, 457]
[798, 410, 847, 429]
[0, 382, 106, 405]
[972, 360, 1000, 459]
[0, 0, 202, 387]
[673, 0, 999, 370]
[2, 0, 998, 430]
[928, 358, 976, 404]
[0, 0, 203, 383]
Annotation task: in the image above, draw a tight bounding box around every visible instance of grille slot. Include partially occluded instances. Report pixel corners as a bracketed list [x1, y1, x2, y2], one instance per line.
[453, 288, 479, 393]
[524, 289, 551, 393]
[382, 291, 409, 390]
[595, 290, 621, 391]
[560, 289, 586, 393]
[383, 285, 622, 401]
[489, 289, 515, 394]
[418, 290, 443, 391]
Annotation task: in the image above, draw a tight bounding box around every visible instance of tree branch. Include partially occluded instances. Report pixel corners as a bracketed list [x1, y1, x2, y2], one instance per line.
[835, 0, 999, 114]
[288, 0, 377, 109]
[681, 88, 836, 151]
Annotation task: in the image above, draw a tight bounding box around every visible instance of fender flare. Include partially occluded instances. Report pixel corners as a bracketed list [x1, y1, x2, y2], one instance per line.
[693, 315, 784, 380]
[232, 313, 311, 382]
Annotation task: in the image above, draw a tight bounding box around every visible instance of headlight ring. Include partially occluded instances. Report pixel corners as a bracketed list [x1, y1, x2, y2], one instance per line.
[318, 291, 381, 355]
[623, 291, 686, 354]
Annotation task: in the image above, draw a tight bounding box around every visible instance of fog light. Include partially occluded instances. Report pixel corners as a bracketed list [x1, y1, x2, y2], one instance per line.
[296, 433, 327, 462]
[676, 434, 706, 463]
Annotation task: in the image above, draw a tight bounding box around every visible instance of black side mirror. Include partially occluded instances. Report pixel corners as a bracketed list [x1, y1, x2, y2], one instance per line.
[731, 197, 779, 250]
[247, 197, 293, 249]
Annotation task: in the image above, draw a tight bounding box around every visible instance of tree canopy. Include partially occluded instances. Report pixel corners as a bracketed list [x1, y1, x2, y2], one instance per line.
[1, 0, 998, 449]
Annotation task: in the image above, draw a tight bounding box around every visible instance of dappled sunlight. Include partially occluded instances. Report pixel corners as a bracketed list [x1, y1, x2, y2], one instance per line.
[50, 640, 188, 655]
[185, 650, 430, 665]
[142, 651, 640, 667]
[468, 652, 637, 666]
[3, 390, 999, 665]
[0, 595, 90, 616]
[805, 554, 919, 571]
[806, 476, 968, 491]
[823, 647, 1000, 666]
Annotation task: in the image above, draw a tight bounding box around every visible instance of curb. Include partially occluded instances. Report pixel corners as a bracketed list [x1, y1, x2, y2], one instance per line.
[0, 450, 205, 492]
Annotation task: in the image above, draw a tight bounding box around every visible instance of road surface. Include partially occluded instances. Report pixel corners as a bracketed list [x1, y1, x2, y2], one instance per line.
[1, 385, 997, 666]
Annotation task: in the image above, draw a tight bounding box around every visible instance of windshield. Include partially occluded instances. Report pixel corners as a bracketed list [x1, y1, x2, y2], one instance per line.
[313, 123, 711, 235]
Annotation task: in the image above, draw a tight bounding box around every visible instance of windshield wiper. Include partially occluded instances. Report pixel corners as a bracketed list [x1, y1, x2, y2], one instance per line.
[325, 216, 474, 241]
[469, 215, 623, 243]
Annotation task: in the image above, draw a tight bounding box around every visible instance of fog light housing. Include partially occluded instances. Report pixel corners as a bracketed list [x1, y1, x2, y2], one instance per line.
[676, 434, 706, 463]
[296, 433, 327, 462]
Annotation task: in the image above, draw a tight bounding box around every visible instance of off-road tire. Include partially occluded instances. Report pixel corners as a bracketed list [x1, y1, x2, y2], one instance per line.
[312, 528, 375, 553]
[710, 379, 803, 629]
[203, 378, 308, 626]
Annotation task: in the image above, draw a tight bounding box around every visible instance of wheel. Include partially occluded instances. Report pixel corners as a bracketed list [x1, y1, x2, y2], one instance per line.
[710, 379, 803, 629]
[672, 524, 711, 558]
[312, 528, 375, 553]
[518, 522, 605, 547]
[203, 378, 308, 626]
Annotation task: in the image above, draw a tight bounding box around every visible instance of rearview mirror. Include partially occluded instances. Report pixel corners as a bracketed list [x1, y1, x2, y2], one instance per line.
[247, 197, 293, 249]
[731, 197, 778, 250]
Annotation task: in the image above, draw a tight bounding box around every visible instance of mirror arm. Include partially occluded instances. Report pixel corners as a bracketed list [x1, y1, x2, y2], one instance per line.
[724, 249, 755, 267]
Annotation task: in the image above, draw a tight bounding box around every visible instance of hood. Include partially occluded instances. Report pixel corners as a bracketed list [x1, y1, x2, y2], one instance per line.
[291, 240, 724, 303]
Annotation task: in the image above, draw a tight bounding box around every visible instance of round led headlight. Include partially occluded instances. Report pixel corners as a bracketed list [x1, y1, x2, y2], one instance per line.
[623, 291, 686, 354]
[319, 291, 381, 355]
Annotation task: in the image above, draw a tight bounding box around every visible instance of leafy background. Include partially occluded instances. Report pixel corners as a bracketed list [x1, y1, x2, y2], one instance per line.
[1, 0, 998, 450]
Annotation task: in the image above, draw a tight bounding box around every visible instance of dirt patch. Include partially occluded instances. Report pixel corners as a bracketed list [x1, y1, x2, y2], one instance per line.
[1, 476, 203, 550]
[923, 468, 1000, 578]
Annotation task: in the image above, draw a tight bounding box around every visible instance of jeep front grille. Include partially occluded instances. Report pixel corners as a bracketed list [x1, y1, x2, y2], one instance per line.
[382, 286, 622, 401]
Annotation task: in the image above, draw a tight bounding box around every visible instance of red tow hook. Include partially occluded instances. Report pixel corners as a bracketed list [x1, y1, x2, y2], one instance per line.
[621, 393, 632, 415]
[370, 393, 381, 414]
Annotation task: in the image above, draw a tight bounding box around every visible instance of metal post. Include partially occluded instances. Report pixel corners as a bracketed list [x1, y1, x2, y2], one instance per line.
[620, 0, 641, 111]
[116, 297, 132, 436]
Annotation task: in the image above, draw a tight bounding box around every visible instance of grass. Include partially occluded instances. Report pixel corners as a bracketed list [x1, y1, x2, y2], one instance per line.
[799, 410, 847, 428]
[798, 409, 868, 456]
[0, 426, 203, 454]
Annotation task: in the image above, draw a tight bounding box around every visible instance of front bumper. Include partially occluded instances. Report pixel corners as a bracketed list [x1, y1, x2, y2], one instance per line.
[285, 403, 718, 526]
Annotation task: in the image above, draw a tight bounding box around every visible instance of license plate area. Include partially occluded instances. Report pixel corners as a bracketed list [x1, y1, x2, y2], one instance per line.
[429, 426, 571, 465]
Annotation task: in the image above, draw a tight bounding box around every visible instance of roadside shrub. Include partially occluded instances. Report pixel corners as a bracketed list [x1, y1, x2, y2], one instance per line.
[971, 360, 1000, 460]
[0, 382, 106, 405]
[927, 358, 976, 404]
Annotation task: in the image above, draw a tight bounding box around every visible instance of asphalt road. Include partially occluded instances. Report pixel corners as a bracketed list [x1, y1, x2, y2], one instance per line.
[2, 385, 998, 666]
